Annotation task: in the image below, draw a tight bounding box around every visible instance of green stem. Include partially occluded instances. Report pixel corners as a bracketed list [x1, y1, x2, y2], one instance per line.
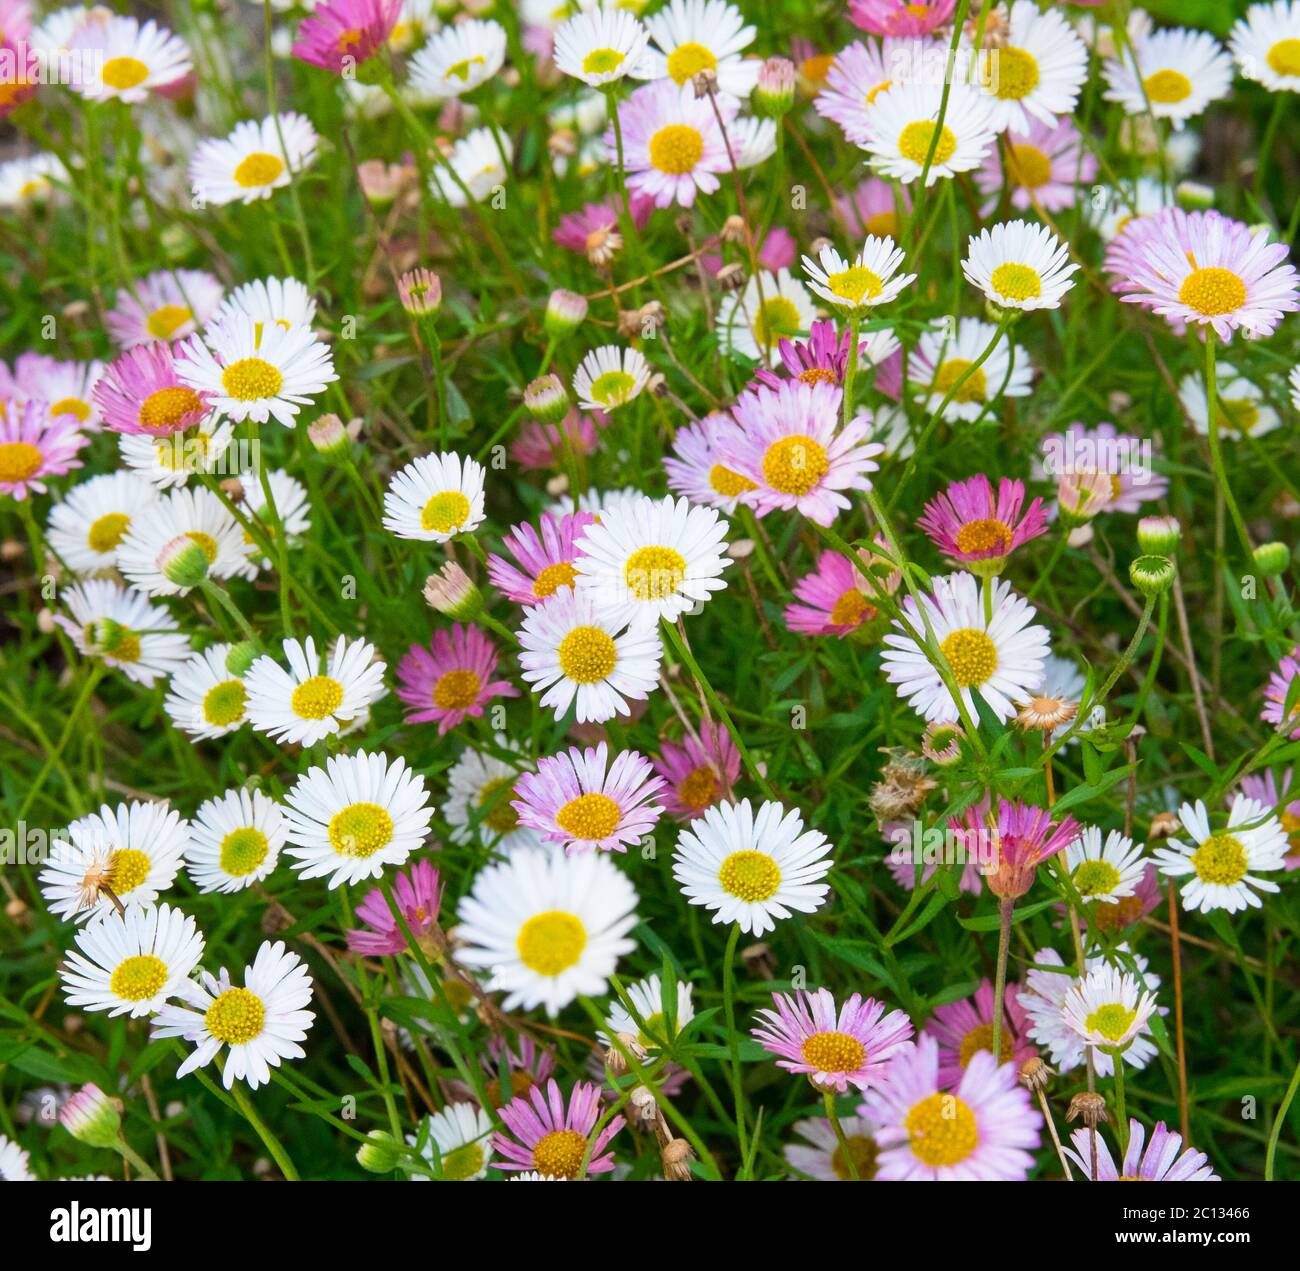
[721, 922, 748, 1173]
[991, 896, 1014, 1063]
[822, 1089, 860, 1180]
[231, 1080, 301, 1181]
[1267, 1051, 1300, 1180]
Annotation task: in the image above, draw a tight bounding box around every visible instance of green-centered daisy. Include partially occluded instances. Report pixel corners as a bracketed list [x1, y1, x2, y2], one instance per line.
[1064, 826, 1147, 905]
[164, 641, 257, 740]
[184, 787, 287, 894]
[1061, 963, 1158, 1055]
[408, 1102, 495, 1180]
[572, 344, 652, 413]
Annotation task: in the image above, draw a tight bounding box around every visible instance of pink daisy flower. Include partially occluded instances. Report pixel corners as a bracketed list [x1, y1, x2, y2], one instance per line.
[718, 379, 883, 526]
[862, 1033, 1041, 1180]
[1262, 647, 1300, 740]
[1090, 860, 1164, 934]
[1240, 768, 1300, 869]
[291, 0, 399, 73]
[926, 979, 1035, 1087]
[94, 342, 212, 437]
[451, 1035, 558, 1108]
[752, 988, 914, 1093]
[758, 227, 796, 271]
[610, 79, 734, 209]
[0, 353, 105, 431]
[345, 858, 443, 957]
[886, 823, 986, 894]
[949, 797, 1080, 902]
[395, 624, 518, 734]
[974, 116, 1096, 215]
[513, 741, 664, 855]
[487, 511, 595, 606]
[552, 193, 654, 261]
[1038, 422, 1168, 515]
[0, 399, 88, 500]
[105, 268, 224, 348]
[848, 0, 955, 37]
[1065, 1118, 1219, 1182]
[510, 412, 602, 472]
[918, 474, 1048, 570]
[753, 319, 855, 390]
[815, 39, 921, 145]
[784, 551, 882, 638]
[493, 1079, 623, 1178]
[653, 721, 740, 821]
[836, 178, 910, 242]
[1113, 208, 1300, 341]
[664, 412, 758, 513]
[0, 37, 39, 118]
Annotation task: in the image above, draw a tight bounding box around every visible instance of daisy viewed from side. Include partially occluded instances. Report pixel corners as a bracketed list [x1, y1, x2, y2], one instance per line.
[917, 473, 1048, 573]
[443, 741, 536, 851]
[572, 345, 652, 412]
[54, 578, 192, 687]
[429, 128, 513, 206]
[602, 973, 695, 1051]
[801, 235, 915, 311]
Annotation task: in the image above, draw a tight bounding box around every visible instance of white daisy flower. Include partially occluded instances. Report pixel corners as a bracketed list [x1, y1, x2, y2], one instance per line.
[601, 973, 695, 1050]
[857, 80, 998, 186]
[553, 4, 650, 87]
[1103, 28, 1233, 130]
[408, 1103, 495, 1181]
[911, 316, 1034, 422]
[1065, 826, 1147, 904]
[0, 1134, 34, 1181]
[116, 484, 253, 596]
[40, 800, 189, 923]
[60, 902, 205, 1019]
[210, 276, 317, 335]
[185, 788, 287, 894]
[283, 750, 434, 888]
[118, 421, 236, 490]
[455, 844, 639, 1017]
[518, 587, 662, 724]
[430, 127, 512, 206]
[388, 0, 438, 53]
[1178, 364, 1280, 440]
[572, 345, 652, 413]
[962, 219, 1079, 312]
[672, 798, 833, 937]
[408, 18, 507, 97]
[634, 0, 758, 97]
[801, 235, 916, 311]
[236, 468, 313, 572]
[0, 153, 66, 209]
[70, 16, 192, 103]
[966, 0, 1088, 133]
[244, 635, 387, 747]
[881, 572, 1051, 725]
[45, 471, 159, 576]
[1231, 1, 1300, 93]
[53, 578, 192, 687]
[573, 492, 731, 625]
[382, 451, 486, 543]
[717, 267, 816, 362]
[1061, 963, 1158, 1055]
[153, 940, 314, 1090]
[188, 112, 320, 206]
[1152, 796, 1289, 913]
[176, 316, 337, 428]
[164, 642, 255, 740]
[443, 741, 539, 851]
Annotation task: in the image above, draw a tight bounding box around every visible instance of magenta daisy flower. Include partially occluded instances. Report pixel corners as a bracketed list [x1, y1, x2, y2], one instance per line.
[395, 624, 518, 734]
[0, 399, 88, 500]
[552, 193, 654, 261]
[345, 858, 443, 957]
[918, 474, 1048, 571]
[664, 412, 758, 513]
[1262, 648, 1300, 740]
[718, 379, 883, 526]
[1113, 208, 1299, 341]
[653, 721, 740, 821]
[510, 412, 601, 472]
[451, 1035, 558, 1108]
[291, 0, 399, 72]
[513, 741, 664, 855]
[974, 116, 1096, 215]
[784, 551, 882, 638]
[487, 511, 595, 606]
[610, 79, 733, 209]
[862, 1033, 1041, 1180]
[848, 0, 954, 36]
[753, 318, 854, 391]
[752, 988, 914, 1093]
[105, 268, 224, 348]
[836, 178, 909, 242]
[94, 342, 212, 437]
[493, 1079, 622, 1178]
[950, 797, 1080, 902]
[1241, 768, 1300, 869]
[1064, 1118, 1219, 1182]
[926, 979, 1036, 1087]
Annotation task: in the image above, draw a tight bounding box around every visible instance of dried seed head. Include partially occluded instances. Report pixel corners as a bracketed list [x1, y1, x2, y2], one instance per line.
[662, 1136, 695, 1181]
[1018, 1056, 1054, 1093]
[692, 67, 719, 97]
[716, 262, 747, 291]
[720, 214, 747, 244]
[1148, 810, 1181, 840]
[1066, 1091, 1108, 1128]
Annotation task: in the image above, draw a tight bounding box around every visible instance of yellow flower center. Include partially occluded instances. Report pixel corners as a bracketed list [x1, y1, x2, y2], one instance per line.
[1073, 859, 1121, 897]
[1006, 143, 1051, 189]
[800, 1030, 866, 1073]
[516, 910, 587, 975]
[328, 801, 395, 857]
[666, 41, 717, 85]
[1143, 68, 1192, 103]
[898, 120, 956, 166]
[986, 46, 1039, 100]
[50, 396, 91, 421]
[531, 1128, 588, 1179]
[752, 296, 804, 347]
[440, 1143, 484, 1180]
[1220, 396, 1261, 434]
[957, 1021, 1014, 1069]
[829, 589, 869, 627]
[185, 529, 219, 564]
[1178, 266, 1246, 316]
[221, 357, 284, 403]
[94, 622, 141, 663]
[110, 954, 168, 1001]
[582, 47, 626, 75]
[234, 151, 286, 188]
[800, 53, 833, 84]
[1268, 38, 1300, 76]
[477, 777, 521, 834]
[108, 847, 151, 895]
[718, 849, 781, 901]
[445, 54, 485, 81]
[0, 441, 42, 483]
[205, 987, 265, 1045]
[1084, 1002, 1137, 1043]
[420, 490, 471, 535]
[831, 1134, 879, 1180]
[588, 369, 637, 407]
[102, 55, 150, 91]
[557, 625, 618, 683]
[940, 628, 998, 687]
[1094, 893, 1145, 933]
[865, 210, 898, 239]
[139, 385, 203, 431]
[87, 512, 131, 554]
[826, 265, 884, 305]
[953, 518, 1013, 556]
[624, 544, 687, 601]
[762, 435, 829, 496]
[146, 305, 193, 340]
[555, 792, 622, 840]
[677, 765, 718, 810]
[1191, 832, 1248, 886]
[709, 463, 758, 498]
[433, 668, 482, 710]
[649, 124, 704, 175]
[219, 826, 269, 877]
[865, 79, 892, 104]
[989, 262, 1042, 303]
[291, 674, 344, 720]
[201, 678, 246, 727]
[904, 1092, 979, 1167]
[933, 358, 986, 404]
[533, 560, 578, 598]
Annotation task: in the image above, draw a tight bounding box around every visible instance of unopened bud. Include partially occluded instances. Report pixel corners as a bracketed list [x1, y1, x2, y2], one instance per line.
[398, 267, 441, 317]
[1129, 553, 1175, 598]
[356, 1129, 404, 1174]
[1137, 515, 1180, 557]
[1254, 541, 1290, 578]
[59, 1084, 122, 1149]
[545, 288, 588, 339]
[423, 561, 483, 621]
[308, 412, 350, 456]
[524, 373, 569, 423]
[225, 640, 259, 676]
[753, 57, 795, 118]
[158, 534, 209, 590]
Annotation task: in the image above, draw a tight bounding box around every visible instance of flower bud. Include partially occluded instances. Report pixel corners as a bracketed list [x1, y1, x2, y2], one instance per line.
[753, 57, 795, 118]
[544, 288, 588, 339]
[158, 534, 209, 590]
[1175, 180, 1215, 210]
[308, 412, 350, 457]
[59, 1084, 122, 1149]
[1137, 515, 1180, 557]
[423, 561, 483, 621]
[1254, 541, 1290, 578]
[225, 640, 259, 676]
[524, 373, 569, 423]
[398, 267, 441, 317]
[356, 1129, 403, 1174]
[1129, 553, 1175, 597]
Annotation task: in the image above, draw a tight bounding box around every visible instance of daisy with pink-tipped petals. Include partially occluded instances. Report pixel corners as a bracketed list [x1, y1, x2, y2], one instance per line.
[0, 400, 88, 500]
[395, 624, 518, 734]
[291, 0, 399, 73]
[918, 474, 1048, 573]
[654, 721, 739, 821]
[663, 412, 758, 513]
[974, 116, 1096, 214]
[1064, 1118, 1220, 1182]
[105, 268, 224, 348]
[94, 342, 211, 437]
[488, 511, 595, 605]
[346, 858, 443, 957]
[950, 795, 1080, 901]
[494, 1079, 623, 1178]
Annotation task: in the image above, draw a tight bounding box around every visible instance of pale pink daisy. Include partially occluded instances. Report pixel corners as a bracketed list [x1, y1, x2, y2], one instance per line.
[663, 412, 758, 513]
[345, 859, 443, 957]
[487, 511, 595, 606]
[291, 0, 399, 73]
[552, 193, 654, 261]
[815, 39, 928, 145]
[395, 624, 518, 734]
[105, 268, 224, 348]
[949, 795, 1080, 901]
[926, 979, 1035, 1087]
[653, 721, 740, 821]
[513, 741, 664, 855]
[0, 353, 104, 431]
[1037, 422, 1168, 515]
[493, 1079, 623, 1178]
[918, 474, 1048, 570]
[94, 342, 211, 437]
[0, 399, 87, 500]
[974, 116, 1096, 214]
[1064, 1118, 1219, 1182]
[752, 988, 914, 1093]
[1262, 647, 1300, 739]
